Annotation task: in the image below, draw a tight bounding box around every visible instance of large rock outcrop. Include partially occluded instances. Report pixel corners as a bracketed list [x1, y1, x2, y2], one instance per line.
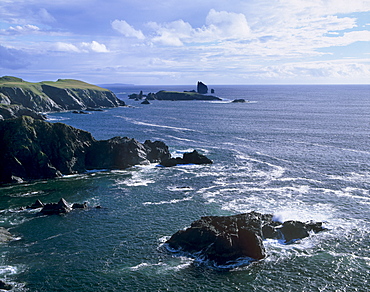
[166, 212, 327, 266]
[0, 76, 125, 114]
[0, 116, 170, 184]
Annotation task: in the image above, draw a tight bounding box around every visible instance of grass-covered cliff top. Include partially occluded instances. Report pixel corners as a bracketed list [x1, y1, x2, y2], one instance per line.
[0, 76, 110, 92]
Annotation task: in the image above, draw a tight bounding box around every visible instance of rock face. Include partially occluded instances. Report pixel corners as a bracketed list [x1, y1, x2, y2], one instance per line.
[0, 116, 170, 184]
[0, 76, 125, 115]
[197, 81, 208, 94]
[160, 150, 213, 167]
[0, 104, 46, 120]
[166, 212, 327, 266]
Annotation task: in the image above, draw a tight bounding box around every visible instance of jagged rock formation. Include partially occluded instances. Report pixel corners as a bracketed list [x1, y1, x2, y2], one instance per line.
[166, 212, 327, 266]
[0, 76, 125, 115]
[197, 81, 208, 94]
[0, 116, 170, 184]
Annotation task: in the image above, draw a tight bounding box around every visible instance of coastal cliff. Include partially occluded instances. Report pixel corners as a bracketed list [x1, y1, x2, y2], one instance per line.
[0, 76, 125, 117]
[0, 116, 170, 184]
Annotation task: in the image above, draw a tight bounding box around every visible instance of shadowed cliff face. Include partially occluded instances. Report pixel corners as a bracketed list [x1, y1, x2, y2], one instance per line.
[0, 116, 170, 184]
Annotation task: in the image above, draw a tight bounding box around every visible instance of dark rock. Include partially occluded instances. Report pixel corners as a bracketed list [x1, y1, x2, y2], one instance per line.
[72, 202, 88, 209]
[166, 212, 327, 266]
[144, 140, 171, 163]
[166, 212, 266, 265]
[211, 89, 215, 94]
[197, 81, 208, 94]
[183, 150, 213, 164]
[27, 199, 44, 209]
[0, 280, 12, 290]
[0, 117, 170, 184]
[160, 150, 212, 167]
[40, 198, 72, 215]
[232, 99, 246, 103]
[141, 99, 150, 105]
[86, 137, 164, 170]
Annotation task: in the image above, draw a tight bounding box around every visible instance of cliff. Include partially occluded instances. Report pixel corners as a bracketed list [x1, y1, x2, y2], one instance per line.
[0, 116, 170, 184]
[0, 76, 125, 115]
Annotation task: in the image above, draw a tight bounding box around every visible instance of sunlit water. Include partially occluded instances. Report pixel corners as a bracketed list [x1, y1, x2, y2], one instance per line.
[0, 85, 369, 291]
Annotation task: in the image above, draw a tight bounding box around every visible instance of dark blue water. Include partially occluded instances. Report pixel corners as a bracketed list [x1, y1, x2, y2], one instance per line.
[0, 85, 369, 291]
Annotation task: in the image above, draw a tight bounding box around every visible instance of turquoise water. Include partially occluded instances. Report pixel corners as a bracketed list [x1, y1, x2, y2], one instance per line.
[0, 85, 369, 291]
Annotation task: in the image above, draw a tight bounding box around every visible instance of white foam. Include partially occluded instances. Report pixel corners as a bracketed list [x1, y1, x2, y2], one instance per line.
[143, 196, 193, 206]
[118, 117, 199, 132]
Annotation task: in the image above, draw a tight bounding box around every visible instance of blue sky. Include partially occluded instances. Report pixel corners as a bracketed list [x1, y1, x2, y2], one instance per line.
[0, 0, 369, 85]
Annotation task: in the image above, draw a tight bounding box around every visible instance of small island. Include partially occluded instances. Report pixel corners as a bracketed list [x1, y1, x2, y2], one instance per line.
[128, 81, 221, 101]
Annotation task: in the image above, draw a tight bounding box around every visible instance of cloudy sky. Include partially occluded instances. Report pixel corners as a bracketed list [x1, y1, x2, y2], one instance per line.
[1, 0, 370, 85]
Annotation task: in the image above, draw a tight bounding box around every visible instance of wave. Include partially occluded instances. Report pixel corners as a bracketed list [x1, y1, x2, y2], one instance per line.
[116, 116, 200, 132]
[143, 196, 193, 206]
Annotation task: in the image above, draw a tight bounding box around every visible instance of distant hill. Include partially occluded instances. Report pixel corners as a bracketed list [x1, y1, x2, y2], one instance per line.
[0, 76, 125, 119]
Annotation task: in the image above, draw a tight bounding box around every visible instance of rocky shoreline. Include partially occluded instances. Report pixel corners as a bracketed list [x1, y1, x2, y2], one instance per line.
[0, 116, 171, 184]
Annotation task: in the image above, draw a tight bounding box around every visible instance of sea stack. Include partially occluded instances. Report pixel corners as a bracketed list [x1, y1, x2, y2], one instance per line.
[197, 81, 208, 94]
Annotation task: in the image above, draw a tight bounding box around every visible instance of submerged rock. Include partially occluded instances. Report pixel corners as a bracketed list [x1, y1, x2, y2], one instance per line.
[166, 212, 327, 266]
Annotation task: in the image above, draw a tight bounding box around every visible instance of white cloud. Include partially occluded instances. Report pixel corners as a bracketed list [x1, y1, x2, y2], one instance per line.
[112, 20, 145, 40]
[1, 24, 40, 35]
[53, 42, 81, 52]
[148, 9, 251, 46]
[81, 41, 109, 53]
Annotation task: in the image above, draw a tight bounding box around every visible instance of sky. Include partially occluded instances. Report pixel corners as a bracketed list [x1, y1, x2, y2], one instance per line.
[0, 0, 370, 85]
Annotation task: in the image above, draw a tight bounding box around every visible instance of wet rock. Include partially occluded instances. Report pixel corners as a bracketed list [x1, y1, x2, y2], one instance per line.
[166, 212, 327, 266]
[40, 198, 72, 215]
[27, 199, 44, 209]
[232, 99, 246, 103]
[0, 280, 12, 290]
[72, 202, 88, 209]
[159, 150, 212, 167]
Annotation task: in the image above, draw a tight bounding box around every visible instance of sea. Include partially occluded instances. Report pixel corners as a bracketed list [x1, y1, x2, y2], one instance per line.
[0, 85, 369, 291]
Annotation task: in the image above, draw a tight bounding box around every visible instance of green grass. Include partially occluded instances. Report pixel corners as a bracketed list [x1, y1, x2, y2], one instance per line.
[0, 76, 109, 92]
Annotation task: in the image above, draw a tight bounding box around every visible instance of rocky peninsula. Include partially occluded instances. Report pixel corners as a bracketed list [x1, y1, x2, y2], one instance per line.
[0, 116, 170, 184]
[0, 76, 125, 119]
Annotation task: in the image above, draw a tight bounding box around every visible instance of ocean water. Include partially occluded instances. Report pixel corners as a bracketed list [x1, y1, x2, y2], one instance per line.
[0, 85, 369, 291]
